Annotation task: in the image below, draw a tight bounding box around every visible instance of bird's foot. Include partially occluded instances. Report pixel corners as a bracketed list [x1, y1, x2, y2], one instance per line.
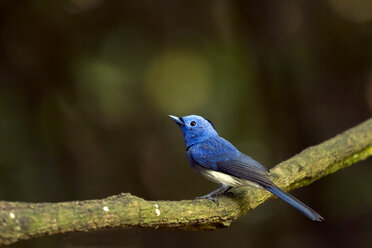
[195, 185, 233, 206]
[195, 195, 219, 206]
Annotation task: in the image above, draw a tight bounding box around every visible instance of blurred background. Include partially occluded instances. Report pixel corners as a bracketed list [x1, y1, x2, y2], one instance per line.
[0, 0, 372, 247]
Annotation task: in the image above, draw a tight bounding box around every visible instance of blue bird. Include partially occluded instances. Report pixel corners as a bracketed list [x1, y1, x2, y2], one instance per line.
[169, 115, 324, 221]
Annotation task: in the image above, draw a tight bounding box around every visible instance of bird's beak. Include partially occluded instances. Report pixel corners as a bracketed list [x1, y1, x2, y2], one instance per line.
[168, 115, 184, 126]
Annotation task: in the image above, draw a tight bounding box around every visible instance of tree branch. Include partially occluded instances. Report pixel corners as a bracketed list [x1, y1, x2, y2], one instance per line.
[1, 119, 372, 246]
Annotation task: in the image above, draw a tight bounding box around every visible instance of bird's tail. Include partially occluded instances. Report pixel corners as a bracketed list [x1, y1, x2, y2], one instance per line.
[264, 186, 324, 221]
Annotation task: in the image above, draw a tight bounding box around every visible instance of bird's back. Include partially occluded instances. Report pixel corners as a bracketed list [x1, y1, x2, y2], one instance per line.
[186, 136, 272, 187]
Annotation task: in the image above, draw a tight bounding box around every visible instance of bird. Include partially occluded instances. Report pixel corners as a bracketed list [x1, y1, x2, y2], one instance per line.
[168, 114, 324, 221]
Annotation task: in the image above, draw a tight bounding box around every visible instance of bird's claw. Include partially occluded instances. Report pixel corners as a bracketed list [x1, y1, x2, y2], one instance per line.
[195, 195, 220, 206]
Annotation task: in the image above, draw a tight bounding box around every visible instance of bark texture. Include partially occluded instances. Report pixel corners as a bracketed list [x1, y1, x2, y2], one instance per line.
[1, 118, 371, 246]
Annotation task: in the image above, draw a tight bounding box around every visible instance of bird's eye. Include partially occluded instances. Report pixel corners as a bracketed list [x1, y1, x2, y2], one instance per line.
[190, 121, 196, 126]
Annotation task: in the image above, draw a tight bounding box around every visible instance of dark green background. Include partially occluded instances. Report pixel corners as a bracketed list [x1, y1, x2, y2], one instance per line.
[0, 1, 371, 247]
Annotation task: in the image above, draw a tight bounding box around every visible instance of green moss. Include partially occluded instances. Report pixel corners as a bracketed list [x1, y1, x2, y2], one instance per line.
[0, 119, 371, 246]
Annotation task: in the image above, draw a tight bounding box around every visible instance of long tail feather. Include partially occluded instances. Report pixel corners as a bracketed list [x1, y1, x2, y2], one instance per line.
[264, 186, 324, 221]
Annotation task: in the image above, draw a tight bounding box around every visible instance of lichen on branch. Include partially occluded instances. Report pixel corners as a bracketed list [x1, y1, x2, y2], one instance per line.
[0, 118, 372, 246]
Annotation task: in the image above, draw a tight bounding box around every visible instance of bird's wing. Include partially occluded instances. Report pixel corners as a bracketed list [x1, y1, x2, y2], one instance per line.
[189, 137, 273, 187]
[217, 153, 274, 188]
[188, 136, 241, 170]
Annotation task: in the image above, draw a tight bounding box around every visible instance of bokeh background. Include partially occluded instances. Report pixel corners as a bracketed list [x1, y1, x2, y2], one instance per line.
[1, 0, 372, 247]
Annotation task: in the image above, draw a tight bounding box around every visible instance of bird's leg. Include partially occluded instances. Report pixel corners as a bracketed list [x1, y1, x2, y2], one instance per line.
[195, 184, 230, 206]
[222, 186, 232, 194]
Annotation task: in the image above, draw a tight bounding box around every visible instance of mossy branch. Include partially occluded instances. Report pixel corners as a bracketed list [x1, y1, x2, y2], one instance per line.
[1, 119, 372, 246]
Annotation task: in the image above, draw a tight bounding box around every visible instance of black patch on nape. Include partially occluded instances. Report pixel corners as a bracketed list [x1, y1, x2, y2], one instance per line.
[206, 118, 214, 128]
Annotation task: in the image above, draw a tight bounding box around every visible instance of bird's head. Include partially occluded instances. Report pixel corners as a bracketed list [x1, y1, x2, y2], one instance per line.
[168, 115, 218, 148]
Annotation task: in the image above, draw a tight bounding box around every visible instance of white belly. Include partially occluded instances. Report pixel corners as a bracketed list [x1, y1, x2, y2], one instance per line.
[201, 169, 261, 188]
